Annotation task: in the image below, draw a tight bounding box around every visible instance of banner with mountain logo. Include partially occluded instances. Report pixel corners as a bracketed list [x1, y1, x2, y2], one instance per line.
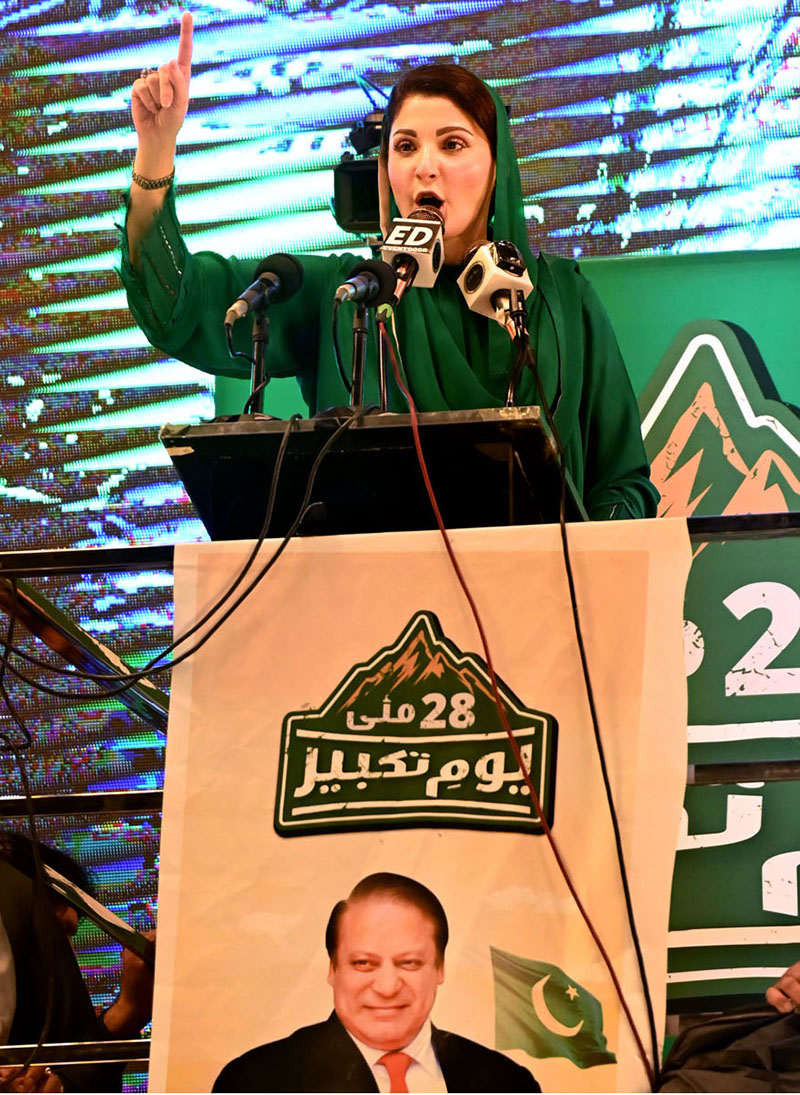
[153, 520, 690, 1092]
[640, 320, 800, 1011]
[274, 608, 557, 836]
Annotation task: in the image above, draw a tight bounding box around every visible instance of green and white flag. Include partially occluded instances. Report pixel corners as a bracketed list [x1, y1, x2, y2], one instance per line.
[491, 946, 617, 1069]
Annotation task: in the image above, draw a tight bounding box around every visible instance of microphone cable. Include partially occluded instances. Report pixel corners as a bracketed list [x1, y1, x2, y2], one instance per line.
[0, 411, 365, 1084]
[0, 583, 57, 1085]
[0, 414, 367, 1087]
[0, 414, 364, 702]
[242, 379, 271, 416]
[0, 415, 303, 700]
[330, 259, 398, 400]
[525, 289, 662, 1085]
[462, 250, 658, 1079]
[224, 326, 255, 368]
[331, 298, 353, 395]
[377, 316, 658, 1091]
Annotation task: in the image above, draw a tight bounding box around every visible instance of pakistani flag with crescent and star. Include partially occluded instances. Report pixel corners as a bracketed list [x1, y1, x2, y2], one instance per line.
[490, 946, 617, 1069]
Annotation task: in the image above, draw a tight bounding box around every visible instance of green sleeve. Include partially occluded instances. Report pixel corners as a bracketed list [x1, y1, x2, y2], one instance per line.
[118, 190, 355, 403]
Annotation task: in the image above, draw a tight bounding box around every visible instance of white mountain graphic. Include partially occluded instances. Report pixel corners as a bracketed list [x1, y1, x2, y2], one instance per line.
[640, 328, 800, 519]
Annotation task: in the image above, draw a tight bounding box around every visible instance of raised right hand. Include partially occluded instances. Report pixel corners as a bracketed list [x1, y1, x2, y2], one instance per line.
[131, 11, 193, 151]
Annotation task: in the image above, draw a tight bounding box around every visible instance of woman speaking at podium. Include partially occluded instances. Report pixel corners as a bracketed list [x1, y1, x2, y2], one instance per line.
[121, 13, 658, 521]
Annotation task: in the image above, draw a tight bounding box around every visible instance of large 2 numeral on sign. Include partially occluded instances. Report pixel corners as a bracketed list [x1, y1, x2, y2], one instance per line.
[724, 582, 800, 696]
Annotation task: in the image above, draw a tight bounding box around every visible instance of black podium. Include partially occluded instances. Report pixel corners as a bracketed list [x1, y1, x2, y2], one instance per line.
[160, 407, 587, 540]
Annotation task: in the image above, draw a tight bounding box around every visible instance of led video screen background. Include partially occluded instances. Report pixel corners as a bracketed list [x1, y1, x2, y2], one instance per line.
[2, 0, 799, 1087]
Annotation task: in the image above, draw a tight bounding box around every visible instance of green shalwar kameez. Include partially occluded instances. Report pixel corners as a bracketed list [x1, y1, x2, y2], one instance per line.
[120, 85, 658, 521]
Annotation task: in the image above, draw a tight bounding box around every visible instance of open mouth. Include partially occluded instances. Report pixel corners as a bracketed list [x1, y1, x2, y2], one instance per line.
[415, 193, 443, 210]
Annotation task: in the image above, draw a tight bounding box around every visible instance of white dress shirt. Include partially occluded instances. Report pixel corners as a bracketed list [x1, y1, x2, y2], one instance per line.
[348, 1019, 448, 1092]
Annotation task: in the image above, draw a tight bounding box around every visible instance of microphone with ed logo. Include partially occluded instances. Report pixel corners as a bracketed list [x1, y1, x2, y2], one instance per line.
[378, 207, 444, 319]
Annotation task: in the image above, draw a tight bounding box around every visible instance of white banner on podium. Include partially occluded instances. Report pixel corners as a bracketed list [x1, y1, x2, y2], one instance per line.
[151, 518, 691, 1093]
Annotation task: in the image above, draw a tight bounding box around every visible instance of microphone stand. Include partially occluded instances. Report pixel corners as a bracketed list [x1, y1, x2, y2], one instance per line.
[505, 290, 531, 407]
[377, 322, 389, 411]
[247, 306, 270, 416]
[350, 303, 368, 408]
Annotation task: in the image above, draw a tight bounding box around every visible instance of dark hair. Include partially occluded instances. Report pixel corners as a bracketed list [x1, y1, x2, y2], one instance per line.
[380, 64, 497, 164]
[325, 872, 449, 966]
[0, 829, 95, 913]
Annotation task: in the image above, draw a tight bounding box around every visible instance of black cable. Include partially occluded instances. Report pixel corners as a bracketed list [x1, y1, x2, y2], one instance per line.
[384, 304, 658, 1081]
[0, 583, 57, 1084]
[331, 299, 352, 394]
[0, 418, 361, 1090]
[242, 378, 270, 415]
[0, 582, 32, 753]
[0, 414, 364, 705]
[224, 323, 255, 366]
[0, 415, 303, 695]
[380, 319, 656, 1088]
[527, 295, 661, 1085]
[503, 291, 540, 410]
[505, 336, 529, 407]
[126, 409, 365, 665]
[0, 416, 365, 1085]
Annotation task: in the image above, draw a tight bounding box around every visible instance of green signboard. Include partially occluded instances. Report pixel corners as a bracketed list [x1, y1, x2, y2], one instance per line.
[275, 610, 558, 836]
[641, 319, 800, 1005]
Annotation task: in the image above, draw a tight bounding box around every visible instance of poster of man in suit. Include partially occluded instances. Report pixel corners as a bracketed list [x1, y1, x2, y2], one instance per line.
[213, 872, 540, 1092]
[153, 521, 690, 1092]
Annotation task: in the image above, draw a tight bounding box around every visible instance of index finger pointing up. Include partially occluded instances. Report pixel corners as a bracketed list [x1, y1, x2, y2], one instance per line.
[177, 10, 193, 78]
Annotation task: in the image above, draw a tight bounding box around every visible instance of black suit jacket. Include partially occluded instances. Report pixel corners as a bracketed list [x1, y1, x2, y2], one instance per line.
[0, 860, 123, 1093]
[213, 1011, 540, 1093]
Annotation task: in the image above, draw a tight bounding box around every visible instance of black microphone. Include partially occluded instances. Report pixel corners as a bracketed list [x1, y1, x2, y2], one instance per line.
[380, 206, 444, 310]
[334, 258, 397, 305]
[224, 253, 304, 326]
[457, 239, 533, 334]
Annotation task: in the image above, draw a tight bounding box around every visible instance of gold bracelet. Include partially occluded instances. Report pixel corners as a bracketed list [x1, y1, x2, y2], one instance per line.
[132, 167, 175, 190]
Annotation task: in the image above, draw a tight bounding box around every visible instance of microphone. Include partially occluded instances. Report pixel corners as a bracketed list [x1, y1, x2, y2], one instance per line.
[334, 258, 397, 305]
[380, 206, 444, 303]
[224, 253, 304, 326]
[457, 240, 533, 334]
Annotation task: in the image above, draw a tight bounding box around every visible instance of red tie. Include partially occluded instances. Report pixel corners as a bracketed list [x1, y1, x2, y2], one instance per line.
[377, 1050, 413, 1093]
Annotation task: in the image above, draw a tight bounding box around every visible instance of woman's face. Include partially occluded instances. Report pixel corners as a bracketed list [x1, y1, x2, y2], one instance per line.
[387, 94, 496, 265]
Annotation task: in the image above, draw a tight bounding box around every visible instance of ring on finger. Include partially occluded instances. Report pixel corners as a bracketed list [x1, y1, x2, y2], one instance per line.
[139, 67, 157, 80]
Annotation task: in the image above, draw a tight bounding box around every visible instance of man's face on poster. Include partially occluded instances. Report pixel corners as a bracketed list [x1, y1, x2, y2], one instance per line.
[327, 896, 445, 1051]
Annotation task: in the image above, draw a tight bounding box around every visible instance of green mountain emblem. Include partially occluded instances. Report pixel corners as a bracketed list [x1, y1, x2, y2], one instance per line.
[640, 319, 800, 518]
[274, 611, 557, 836]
